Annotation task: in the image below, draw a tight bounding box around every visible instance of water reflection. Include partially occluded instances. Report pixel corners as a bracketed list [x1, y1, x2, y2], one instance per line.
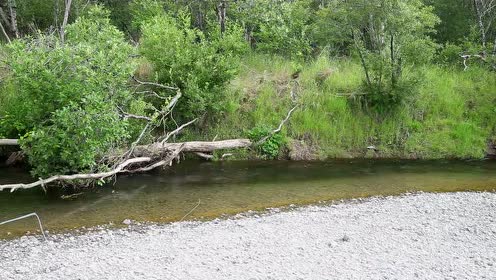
[0, 160, 495, 238]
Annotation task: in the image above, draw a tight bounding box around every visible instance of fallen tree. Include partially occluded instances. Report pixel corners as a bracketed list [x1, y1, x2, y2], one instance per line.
[0, 7, 298, 193]
[0, 101, 298, 192]
[0, 139, 254, 192]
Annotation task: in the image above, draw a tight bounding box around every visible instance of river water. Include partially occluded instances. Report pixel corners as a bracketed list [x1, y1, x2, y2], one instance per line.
[0, 160, 495, 238]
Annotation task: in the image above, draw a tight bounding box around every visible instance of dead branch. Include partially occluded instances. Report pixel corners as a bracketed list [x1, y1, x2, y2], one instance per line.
[0, 138, 251, 191]
[126, 144, 185, 173]
[0, 21, 10, 43]
[0, 95, 298, 192]
[195, 152, 214, 160]
[0, 139, 19, 145]
[461, 54, 485, 71]
[0, 157, 152, 192]
[221, 153, 233, 160]
[119, 90, 183, 162]
[0, 213, 47, 241]
[163, 90, 182, 113]
[255, 105, 299, 145]
[133, 77, 179, 91]
[160, 118, 198, 144]
[119, 111, 152, 121]
[180, 199, 201, 221]
[6, 151, 24, 166]
[133, 139, 252, 158]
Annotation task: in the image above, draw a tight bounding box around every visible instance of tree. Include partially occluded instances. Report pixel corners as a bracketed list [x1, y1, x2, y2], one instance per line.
[472, 0, 496, 48]
[230, 0, 314, 58]
[7, 0, 18, 38]
[317, 0, 439, 111]
[138, 11, 247, 121]
[60, 0, 73, 43]
[0, 6, 136, 177]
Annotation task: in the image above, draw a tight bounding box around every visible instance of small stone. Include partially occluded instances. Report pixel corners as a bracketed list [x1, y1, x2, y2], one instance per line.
[122, 219, 132, 225]
[341, 235, 350, 242]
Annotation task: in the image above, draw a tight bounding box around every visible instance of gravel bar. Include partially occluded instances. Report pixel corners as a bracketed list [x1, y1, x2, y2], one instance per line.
[1, 192, 496, 279]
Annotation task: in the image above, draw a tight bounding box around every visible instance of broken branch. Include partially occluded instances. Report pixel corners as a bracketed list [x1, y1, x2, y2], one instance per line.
[160, 118, 198, 144]
[133, 77, 179, 91]
[255, 105, 299, 145]
[0, 139, 19, 146]
[0, 157, 152, 192]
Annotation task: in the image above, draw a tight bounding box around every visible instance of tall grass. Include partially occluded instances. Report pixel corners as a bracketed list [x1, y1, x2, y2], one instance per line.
[188, 53, 495, 159]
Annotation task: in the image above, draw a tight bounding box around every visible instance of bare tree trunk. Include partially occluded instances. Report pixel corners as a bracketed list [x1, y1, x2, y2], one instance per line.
[352, 30, 372, 87]
[390, 33, 395, 87]
[473, 0, 488, 47]
[217, 0, 226, 35]
[0, 21, 10, 43]
[493, 37, 496, 55]
[472, 0, 496, 52]
[54, 0, 60, 32]
[0, 7, 11, 30]
[60, 0, 72, 43]
[7, 0, 18, 38]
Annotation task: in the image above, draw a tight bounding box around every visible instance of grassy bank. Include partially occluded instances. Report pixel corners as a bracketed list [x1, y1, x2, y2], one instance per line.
[186, 54, 496, 160]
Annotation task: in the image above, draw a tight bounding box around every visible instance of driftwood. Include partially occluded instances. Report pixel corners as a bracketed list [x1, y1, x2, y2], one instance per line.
[6, 151, 24, 166]
[0, 139, 253, 192]
[461, 53, 495, 71]
[0, 139, 18, 145]
[0, 76, 299, 192]
[0, 157, 152, 192]
[0, 111, 294, 192]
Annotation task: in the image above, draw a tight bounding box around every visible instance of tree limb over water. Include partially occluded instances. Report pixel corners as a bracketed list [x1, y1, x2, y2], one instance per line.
[0, 139, 253, 192]
[0, 75, 298, 192]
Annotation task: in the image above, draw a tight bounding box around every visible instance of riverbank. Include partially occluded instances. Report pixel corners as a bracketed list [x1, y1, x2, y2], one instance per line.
[183, 54, 496, 160]
[1, 192, 495, 279]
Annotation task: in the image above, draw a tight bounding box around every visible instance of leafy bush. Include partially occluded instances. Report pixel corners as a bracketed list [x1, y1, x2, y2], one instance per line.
[139, 12, 247, 121]
[0, 6, 135, 177]
[436, 43, 463, 66]
[230, 0, 313, 59]
[349, 0, 439, 113]
[248, 126, 286, 159]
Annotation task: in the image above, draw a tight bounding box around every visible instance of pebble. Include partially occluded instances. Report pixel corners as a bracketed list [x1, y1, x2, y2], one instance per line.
[1, 192, 495, 279]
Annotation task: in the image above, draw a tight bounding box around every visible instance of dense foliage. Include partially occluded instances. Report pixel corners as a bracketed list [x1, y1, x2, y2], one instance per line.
[0, 6, 135, 177]
[138, 10, 247, 120]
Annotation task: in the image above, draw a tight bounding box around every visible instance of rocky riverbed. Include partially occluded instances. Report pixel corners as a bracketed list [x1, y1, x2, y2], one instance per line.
[1, 192, 496, 279]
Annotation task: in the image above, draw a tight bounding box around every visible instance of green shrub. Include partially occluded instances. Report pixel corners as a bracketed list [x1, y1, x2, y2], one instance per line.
[230, 0, 313, 59]
[436, 43, 463, 66]
[0, 6, 135, 177]
[248, 126, 286, 159]
[139, 12, 247, 121]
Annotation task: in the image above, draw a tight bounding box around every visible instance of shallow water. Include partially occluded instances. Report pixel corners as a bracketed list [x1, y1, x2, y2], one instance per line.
[0, 159, 495, 238]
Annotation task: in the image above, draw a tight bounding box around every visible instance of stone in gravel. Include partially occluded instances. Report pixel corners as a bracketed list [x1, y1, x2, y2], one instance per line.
[1, 192, 496, 280]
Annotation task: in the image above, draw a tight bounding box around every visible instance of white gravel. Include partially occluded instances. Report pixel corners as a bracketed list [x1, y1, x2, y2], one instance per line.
[1, 192, 496, 280]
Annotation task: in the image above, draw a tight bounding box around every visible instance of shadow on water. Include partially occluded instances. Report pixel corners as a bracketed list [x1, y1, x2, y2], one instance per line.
[1, 159, 496, 238]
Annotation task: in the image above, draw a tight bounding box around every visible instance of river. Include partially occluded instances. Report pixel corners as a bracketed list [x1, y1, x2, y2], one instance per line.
[0, 159, 495, 238]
